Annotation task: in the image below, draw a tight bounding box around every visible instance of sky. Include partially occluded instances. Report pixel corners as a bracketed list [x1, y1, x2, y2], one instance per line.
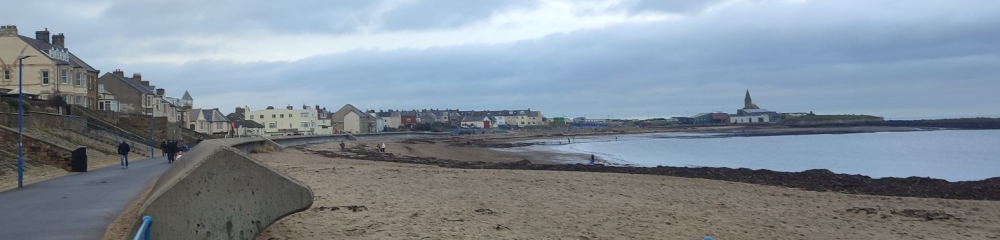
[6, 0, 999, 119]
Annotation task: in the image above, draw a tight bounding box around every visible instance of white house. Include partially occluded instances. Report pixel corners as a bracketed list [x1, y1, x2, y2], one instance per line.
[247, 105, 319, 136]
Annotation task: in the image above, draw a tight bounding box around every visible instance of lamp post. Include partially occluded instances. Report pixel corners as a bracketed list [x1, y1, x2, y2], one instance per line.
[150, 97, 155, 157]
[17, 55, 34, 188]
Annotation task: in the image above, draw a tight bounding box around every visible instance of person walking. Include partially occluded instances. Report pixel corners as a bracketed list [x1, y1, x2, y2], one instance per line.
[380, 142, 386, 153]
[160, 140, 167, 156]
[590, 154, 596, 165]
[118, 141, 131, 169]
[339, 140, 346, 151]
[166, 140, 178, 163]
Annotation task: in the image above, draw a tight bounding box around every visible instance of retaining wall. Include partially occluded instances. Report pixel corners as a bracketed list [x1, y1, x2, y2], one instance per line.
[133, 131, 447, 239]
[0, 125, 74, 171]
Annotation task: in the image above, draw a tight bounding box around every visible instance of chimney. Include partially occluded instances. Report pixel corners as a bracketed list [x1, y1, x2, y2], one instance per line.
[235, 107, 245, 115]
[155, 88, 165, 96]
[302, 104, 308, 110]
[0, 25, 18, 37]
[35, 28, 50, 43]
[266, 106, 274, 110]
[286, 105, 293, 110]
[52, 33, 65, 48]
[140, 81, 150, 87]
[132, 73, 142, 81]
[113, 69, 124, 77]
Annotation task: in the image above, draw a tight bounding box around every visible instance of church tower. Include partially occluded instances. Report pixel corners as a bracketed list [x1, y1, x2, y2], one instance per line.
[743, 90, 760, 109]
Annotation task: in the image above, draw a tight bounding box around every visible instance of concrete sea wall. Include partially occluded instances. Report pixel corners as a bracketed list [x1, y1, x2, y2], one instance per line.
[134, 131, 447, 239]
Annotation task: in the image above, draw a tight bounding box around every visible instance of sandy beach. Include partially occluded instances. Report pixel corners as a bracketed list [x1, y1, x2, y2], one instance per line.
[252, 135, 1000, 240]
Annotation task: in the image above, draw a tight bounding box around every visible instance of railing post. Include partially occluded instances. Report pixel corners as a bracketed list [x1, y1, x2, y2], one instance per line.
[134, 215, 153, 240]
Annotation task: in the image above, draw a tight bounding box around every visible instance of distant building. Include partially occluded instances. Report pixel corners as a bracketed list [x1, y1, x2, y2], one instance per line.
[735, 90, 780, 123]
[731, 115, 771, 124]
[98, 70, 154, 114]
[187, 108, 230, 135]
[247, 105, 318, 136]
[332, 104, 372, 134]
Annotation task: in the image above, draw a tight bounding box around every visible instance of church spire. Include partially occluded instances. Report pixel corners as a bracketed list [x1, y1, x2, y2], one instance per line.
[744, 89, 759, 109]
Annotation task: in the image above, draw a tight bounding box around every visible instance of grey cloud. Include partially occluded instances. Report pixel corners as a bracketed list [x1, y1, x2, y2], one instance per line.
[9, 0, 1000, 119]
[377, 0, 539, 31]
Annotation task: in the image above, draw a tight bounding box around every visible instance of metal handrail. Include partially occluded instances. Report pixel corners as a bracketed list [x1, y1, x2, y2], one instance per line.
[133, 215, 153, 240]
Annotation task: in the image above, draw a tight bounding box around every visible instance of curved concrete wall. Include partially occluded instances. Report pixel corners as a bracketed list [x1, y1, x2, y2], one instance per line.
[133, 131, 447, 239]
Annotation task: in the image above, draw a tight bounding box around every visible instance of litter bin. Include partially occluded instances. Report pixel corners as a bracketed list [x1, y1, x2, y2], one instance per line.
[71, 146, 88, 172]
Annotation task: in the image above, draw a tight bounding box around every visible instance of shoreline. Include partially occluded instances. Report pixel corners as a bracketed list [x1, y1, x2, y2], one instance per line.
[311, 128, 1000, 201]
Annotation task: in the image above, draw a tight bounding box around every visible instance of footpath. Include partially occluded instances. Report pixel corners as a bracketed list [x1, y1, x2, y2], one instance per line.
[0, 156, 170, 240]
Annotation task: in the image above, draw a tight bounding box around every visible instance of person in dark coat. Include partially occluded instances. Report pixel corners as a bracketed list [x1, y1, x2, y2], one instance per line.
[166, 140, 178, 163]
[160, 140, 167, 156]
[117, 141, 131, 169]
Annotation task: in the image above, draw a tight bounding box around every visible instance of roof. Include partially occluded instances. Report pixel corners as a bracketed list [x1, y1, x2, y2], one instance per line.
[691, 113, 712, 118]
[181, 91, 193, 100]
[189, 108, 229, 122]
[234, 120, 264, 128]
[68, 52, 98, 72]
[226, 113, 245, 121]
[17, 36, 71, 66]
[102, 72, 153, 94]
[741, 109, 776, 114]
[332, 104, 370, 121]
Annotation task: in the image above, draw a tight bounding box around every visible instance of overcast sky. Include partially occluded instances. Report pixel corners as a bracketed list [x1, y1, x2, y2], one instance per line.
[7, 0, 999, 119]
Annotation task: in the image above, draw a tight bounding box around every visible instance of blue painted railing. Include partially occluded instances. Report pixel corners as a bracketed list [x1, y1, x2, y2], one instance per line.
[133, 216, 153, 240]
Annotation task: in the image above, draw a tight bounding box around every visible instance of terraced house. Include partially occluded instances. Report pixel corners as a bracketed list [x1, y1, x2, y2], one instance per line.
[97, 70, 157, 115]
[0, 26, 99, 108]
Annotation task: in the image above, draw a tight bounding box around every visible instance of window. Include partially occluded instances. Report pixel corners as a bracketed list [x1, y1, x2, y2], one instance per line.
[61, 70, 68, 84]
[259, 115, 264, 119]
[249, 115, 254, 119]
[280, 114, 284, 118]
[75, 72, 82, 86]
[200, 122, 206, 130]
[75, 96, 82, 104]
[216, 122, 223, 129]
[2, 70, 9, 80]
[272, 114, 276, 118]
[42, 71, 49, 85]
[301, 112, 309, 118]
[268, 123, 277, 129]
[301, 122, 310, 128]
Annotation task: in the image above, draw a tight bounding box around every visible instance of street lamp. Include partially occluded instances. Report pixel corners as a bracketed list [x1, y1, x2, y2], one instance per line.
[17, 55, 34, 188]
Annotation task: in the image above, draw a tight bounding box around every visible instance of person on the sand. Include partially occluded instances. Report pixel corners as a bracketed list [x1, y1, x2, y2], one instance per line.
[339, 141, 346, 150]
[590, 154, 596, 165]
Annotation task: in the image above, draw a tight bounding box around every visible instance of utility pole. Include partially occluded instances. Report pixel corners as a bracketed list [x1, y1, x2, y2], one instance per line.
[17, 55, 34, 188]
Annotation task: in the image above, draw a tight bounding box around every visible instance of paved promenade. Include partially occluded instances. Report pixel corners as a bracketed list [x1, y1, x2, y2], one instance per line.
[0, 156, 170, 240]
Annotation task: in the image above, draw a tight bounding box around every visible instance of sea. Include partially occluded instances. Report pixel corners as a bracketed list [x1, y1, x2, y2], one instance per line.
[519, 130, 1000, 182]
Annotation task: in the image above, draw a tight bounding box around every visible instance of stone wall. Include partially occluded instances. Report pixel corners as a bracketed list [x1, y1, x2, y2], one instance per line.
[0, 125, 74, 171]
